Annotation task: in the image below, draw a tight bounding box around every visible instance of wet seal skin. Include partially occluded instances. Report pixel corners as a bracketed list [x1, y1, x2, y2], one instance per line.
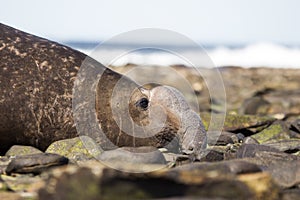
[0, 23, 207, 158]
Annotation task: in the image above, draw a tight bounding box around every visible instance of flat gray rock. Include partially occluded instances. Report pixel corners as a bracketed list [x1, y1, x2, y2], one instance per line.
[99, 146, 167, 165]
[5, 145, 42, 157]
[6, 153, 68, 175]
[263, 139, 300, 152]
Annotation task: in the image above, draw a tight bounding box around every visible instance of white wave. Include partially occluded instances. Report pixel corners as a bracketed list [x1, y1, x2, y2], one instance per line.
[209, 43, 300, 68]
[77, 42, 300, 68]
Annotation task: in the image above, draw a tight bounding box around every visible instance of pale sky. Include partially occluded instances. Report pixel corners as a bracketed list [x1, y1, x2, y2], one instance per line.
[1, 0, 299, 45]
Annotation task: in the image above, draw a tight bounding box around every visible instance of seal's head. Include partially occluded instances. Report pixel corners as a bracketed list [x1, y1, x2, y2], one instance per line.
[129, 84, 207, 155]
[96, 70, 206, 157]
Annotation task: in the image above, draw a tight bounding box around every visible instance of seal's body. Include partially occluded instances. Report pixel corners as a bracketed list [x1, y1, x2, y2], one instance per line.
[0, 23, 90, 152]
[0, 23, 206, 156]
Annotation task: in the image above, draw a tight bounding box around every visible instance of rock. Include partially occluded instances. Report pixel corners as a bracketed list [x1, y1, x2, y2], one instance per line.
[207, 131, 235, 146]
[199, 149, 224, 162]
[243, 137, 259, 144]
[46, 136, 102, 163]
[232, 146, 300, 188]
[226, 160, 262, 175]
[99, 146, 167, 172]
[263, 139, 300, 152]
[240, 96, 270, 115]
[262, 89, 300, 116]
[240, 156, 300, 189]
[159, 149, 192, 166]
[238, 172, 279, 200]
[1, 174, 44, 197]
[280, 189, 300, 200]
[38, 160, 278, 199]
[163, 148, 225, 165]
[255, 150, 299, 164]
[0, 156, 12, 174]
[0, 192, 22, 200]
[200, 112, 275, 132]
[290, 119, 300, 133]
[235, 144, 280, 159]
[39, 167, 101, 200]
[289, 130, 300, 140]
[6, 153, 68, 175]
[267, 160, 300, 188]
[5, 145, 42, 157]
[177, 160, 261, 175]
[234, 133, 245, 142]
[252, 121, 291, 143]
[0, 176, 10, 191]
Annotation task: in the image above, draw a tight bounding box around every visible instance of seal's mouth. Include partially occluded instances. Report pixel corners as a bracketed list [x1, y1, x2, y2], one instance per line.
[181, 126, 194, 148]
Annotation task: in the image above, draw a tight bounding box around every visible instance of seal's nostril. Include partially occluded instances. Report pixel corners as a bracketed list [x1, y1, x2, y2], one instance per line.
[182, 149, 193, 155]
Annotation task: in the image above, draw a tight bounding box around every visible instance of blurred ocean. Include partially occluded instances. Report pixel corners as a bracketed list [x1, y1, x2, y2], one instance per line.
[65, 42, 300, 68]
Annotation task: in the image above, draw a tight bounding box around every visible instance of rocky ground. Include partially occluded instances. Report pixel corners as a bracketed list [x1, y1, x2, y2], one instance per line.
[1, 66, 300, 200]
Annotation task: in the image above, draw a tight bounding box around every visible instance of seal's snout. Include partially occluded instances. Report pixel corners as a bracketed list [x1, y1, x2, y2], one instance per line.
[181, 126, 200, 154]
[181, 109, 207, 154]
[149, 85, 207, 157]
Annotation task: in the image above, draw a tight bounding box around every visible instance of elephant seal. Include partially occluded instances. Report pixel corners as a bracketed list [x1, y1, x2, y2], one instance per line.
[0, 23, 207, 157]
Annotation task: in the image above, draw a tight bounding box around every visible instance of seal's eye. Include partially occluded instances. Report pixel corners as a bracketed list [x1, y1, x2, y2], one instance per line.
[135, 98, 149, 110]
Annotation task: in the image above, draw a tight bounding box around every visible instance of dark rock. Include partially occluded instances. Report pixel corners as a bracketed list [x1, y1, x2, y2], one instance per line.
[290, 119, 300, 133]
[289, 130, 300, 139]
[6, 153, 68, 175]
[207, 131, 234, 146]
[234, 133, 245, 142]
[235, 144, 280, 158]
[198, 149, 224, 162]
